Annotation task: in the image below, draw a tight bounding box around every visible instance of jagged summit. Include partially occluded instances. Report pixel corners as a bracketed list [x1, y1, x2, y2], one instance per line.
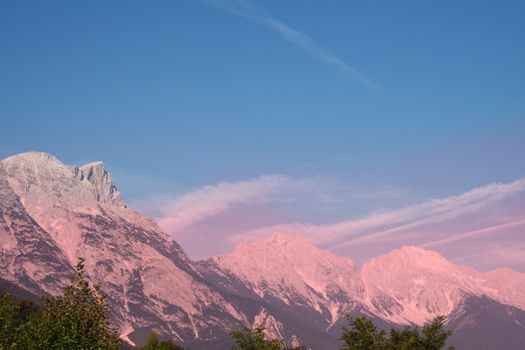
[80, 160, 105, 168]
[78, 160, 123, 206]
[0, 151, 124, 208]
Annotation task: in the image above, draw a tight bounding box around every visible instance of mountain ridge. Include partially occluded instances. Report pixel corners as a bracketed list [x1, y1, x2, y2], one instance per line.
[1, 151, 524, 349]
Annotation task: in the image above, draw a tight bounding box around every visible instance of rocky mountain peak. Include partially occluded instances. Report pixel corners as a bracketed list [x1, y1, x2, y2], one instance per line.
[2, 151, 60, 164]
[78, 161, 123, 207]
[265, 232, 313, 245]
[363, 246, 452, 272]
[0, 152, 124, 208]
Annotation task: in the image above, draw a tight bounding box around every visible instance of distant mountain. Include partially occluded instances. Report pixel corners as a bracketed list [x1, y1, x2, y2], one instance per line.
[1, 152, 524, 349]
[209, 233, 525, 348]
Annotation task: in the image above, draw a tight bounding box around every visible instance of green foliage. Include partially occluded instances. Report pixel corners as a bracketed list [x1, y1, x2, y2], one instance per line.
[340, 315, 455, 350]
[388, 325, 419, 350]
[339, 316, 386, 350]
[0, 293, 38, 349]
[230, 326, 283, 350]
[141, 331, 185, 350]
[0, 258, 121, 350]
[229, 325, 305, 350]
[414, 316, 453, 350]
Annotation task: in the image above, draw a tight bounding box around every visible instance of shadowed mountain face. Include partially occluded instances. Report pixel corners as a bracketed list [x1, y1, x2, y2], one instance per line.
[448, 295, 525, 350]
[1, 152, 524, 349]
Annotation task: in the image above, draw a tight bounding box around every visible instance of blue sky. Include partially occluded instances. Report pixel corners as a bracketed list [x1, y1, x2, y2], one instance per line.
[1, 1, 524, 268]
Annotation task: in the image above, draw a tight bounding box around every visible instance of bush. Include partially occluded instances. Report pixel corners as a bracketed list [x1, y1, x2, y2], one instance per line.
[229, 325, 306, 350]
[340, 315, 455, 350]
[141, 331, 186, 350]
[0, 258, 121, 350]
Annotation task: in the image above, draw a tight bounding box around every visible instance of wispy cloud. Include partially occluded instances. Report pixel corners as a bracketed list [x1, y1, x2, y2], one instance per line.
[228, 177, 522, 242]
[206, 0, 377, 89]
[143, 174, 406, 237]
[453, 241, 525, 272]
[421, 218, 525, 249]
[154, 175, 292, 234]
[323, 178, 525, 249]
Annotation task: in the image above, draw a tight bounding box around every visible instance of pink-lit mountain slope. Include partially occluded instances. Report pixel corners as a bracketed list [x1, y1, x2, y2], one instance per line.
[211, 234, 525, 322]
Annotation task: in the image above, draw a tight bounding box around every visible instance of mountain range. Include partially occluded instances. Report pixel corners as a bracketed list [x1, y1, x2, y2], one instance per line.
[1, 152, 524, 349]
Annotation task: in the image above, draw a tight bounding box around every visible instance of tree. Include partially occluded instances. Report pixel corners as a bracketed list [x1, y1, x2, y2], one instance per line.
[340, 315, 455, 350]
[339, 316, 386, 350]
[0, 293, 38, 349]
[229, 325, 306, 350]
[415, 316, 454, 350]
[387, 325, 419, 350]
[141, 331, 185, 350]
[230, 326, 283, 350]
[26, 258, 122, 349]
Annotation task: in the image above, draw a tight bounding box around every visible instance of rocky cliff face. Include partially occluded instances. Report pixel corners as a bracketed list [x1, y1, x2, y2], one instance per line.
[0, 165, 73, 296]
[1, 152, 524, 349]
[77, 161, 124, 207]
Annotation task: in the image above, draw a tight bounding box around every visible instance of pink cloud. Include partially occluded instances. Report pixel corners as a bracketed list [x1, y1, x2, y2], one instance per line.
[154, 175, 291, 234]
[421, 218, 525, 248]
[452, 241, 525, 272]
[231, 177, 525, 245]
